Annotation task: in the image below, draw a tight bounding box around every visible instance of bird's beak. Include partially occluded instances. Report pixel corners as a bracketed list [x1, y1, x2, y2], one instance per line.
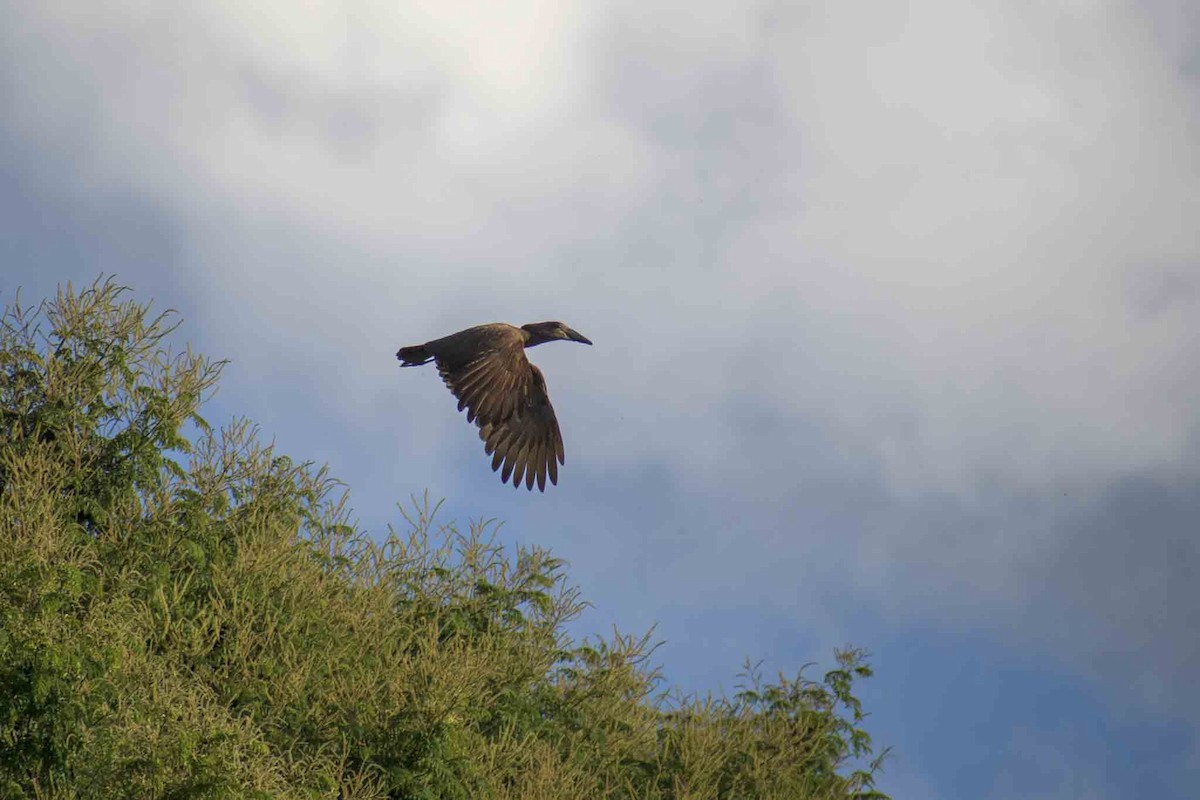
[565, 328, 592, 345]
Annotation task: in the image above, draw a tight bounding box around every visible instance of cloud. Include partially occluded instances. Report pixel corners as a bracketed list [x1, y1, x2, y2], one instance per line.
[12, 0, 1196, 499]
[758, 0, 1200, 494]
[985, 726, 1117, 800]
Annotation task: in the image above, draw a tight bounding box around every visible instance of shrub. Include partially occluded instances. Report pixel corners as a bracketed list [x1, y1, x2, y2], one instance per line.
[0, 278, 888, 799]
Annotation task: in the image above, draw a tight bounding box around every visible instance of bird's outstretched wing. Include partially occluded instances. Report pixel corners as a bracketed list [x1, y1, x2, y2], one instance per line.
[435, 345, 565, 491]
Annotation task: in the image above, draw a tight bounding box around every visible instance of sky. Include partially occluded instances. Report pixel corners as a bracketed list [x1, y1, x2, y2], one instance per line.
[2, 1, 1198, 797]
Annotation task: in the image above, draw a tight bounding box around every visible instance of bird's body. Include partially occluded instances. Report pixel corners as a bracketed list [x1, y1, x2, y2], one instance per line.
[397, 321, 592, 491]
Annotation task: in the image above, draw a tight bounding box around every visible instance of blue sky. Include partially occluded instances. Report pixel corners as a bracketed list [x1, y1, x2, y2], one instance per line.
[3, 1, 1199, 796]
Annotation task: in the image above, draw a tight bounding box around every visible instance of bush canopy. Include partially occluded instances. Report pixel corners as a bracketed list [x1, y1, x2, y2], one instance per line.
[0, 278, 888, 799]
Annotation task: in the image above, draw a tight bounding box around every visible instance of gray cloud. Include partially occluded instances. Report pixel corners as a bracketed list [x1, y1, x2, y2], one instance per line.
[1031, 473, 1200, 708]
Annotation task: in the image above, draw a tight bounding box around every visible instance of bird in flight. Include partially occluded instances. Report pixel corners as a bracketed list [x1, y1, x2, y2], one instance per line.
[397, 321, 593, 491]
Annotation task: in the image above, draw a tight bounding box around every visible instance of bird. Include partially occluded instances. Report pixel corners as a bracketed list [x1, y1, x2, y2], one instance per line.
[396, 321, 593, 491]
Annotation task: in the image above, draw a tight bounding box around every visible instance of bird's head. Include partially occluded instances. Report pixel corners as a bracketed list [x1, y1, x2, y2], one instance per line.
[521, 321, 593, 347]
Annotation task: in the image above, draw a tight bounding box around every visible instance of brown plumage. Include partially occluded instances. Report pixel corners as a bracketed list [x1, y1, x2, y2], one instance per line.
[396, 321, 593, 491]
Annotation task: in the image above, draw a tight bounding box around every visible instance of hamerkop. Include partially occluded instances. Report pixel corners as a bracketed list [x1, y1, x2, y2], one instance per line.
[396, 321, 593, 491]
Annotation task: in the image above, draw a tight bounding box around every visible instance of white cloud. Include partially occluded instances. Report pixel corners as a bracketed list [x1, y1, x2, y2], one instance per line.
[750, 0, 1200, 496]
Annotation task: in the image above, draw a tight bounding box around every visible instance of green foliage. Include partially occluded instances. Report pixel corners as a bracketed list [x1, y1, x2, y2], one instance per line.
[0, 278, 889, 799]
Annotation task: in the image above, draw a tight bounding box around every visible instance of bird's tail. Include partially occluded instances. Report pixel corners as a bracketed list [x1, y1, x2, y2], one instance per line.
[396, 344, 433, 367]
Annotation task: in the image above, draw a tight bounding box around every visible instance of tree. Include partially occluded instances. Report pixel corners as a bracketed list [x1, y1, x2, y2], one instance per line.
[0, 278, 888, 799]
